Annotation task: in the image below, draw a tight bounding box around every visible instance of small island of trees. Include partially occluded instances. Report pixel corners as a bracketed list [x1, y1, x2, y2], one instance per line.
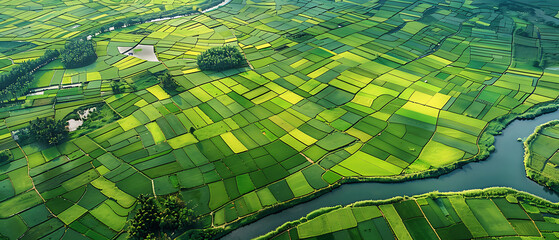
[197, 45, 245, 71]
[128, 195, 201, 239]
[61, 39, 97, 69]
[27, 117, 68, 146]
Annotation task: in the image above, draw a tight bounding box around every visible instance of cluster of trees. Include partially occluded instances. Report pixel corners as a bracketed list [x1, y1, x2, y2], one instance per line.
[0, 39, 96, 101]
[285, 32, 313, 42]
[111, 81, 124, 94]
[0, 49, 59, 101]
[159, 72, 178, 90]
[61, 40, 97, 69]
[81, 104, 119, 128]
[0, 149, 12, 163]
[197, 45, 246, 71]
[128, 195, 195, 239]
[28, 117, 68, 146]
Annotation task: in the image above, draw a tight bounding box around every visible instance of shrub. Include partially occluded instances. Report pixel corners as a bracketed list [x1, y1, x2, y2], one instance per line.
[197, 45, 245, 71]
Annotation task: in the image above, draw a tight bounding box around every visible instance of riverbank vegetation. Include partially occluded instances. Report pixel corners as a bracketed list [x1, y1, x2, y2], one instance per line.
[524, 120, 559, 192]
[256, 188, 559, 240]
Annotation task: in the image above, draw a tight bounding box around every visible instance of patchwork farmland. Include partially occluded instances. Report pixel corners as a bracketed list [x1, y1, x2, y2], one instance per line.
[258, 188, 559, 240]
[525, 120, 559, 193]
[1, 0, 559, 239]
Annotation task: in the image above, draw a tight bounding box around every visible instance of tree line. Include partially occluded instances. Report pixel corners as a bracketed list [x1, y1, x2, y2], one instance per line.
[197, 45, 246, 71]
[0, 0, 225, 102]
[0, 38, 98, 102]
[0, 49, 59, 101]
[0, 3, 193, 102]
[0, 1, 195, 101]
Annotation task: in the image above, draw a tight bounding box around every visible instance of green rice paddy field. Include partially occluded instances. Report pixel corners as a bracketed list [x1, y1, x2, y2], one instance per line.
[524, 120, 559, 192]
[1, 0, 559, 238]
[258, 188, 559, 240]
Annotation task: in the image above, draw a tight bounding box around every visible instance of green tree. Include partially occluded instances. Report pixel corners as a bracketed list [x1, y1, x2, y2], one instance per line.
[197, 45, 245, 71]
[129, 195, 161, 239]
[111, 81, 124, 94]
[285, 32, 313, 42]
[61, 39, 97, 69]
[28, 117, 68, 146]
[0, 149, 12, 163]
[0, 49, 59, 101]
[159, 73, 178, 90]
[128, 195, 195, 239]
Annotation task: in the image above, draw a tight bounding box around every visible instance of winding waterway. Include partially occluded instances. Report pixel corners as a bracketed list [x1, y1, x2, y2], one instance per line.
[222, 110, 559, 240]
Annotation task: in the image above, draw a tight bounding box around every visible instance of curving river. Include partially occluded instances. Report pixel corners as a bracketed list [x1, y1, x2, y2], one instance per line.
[221, 110, 559, 240]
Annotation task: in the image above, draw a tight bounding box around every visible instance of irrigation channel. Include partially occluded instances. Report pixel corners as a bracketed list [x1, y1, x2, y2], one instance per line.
[221, 110, 559, 240]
